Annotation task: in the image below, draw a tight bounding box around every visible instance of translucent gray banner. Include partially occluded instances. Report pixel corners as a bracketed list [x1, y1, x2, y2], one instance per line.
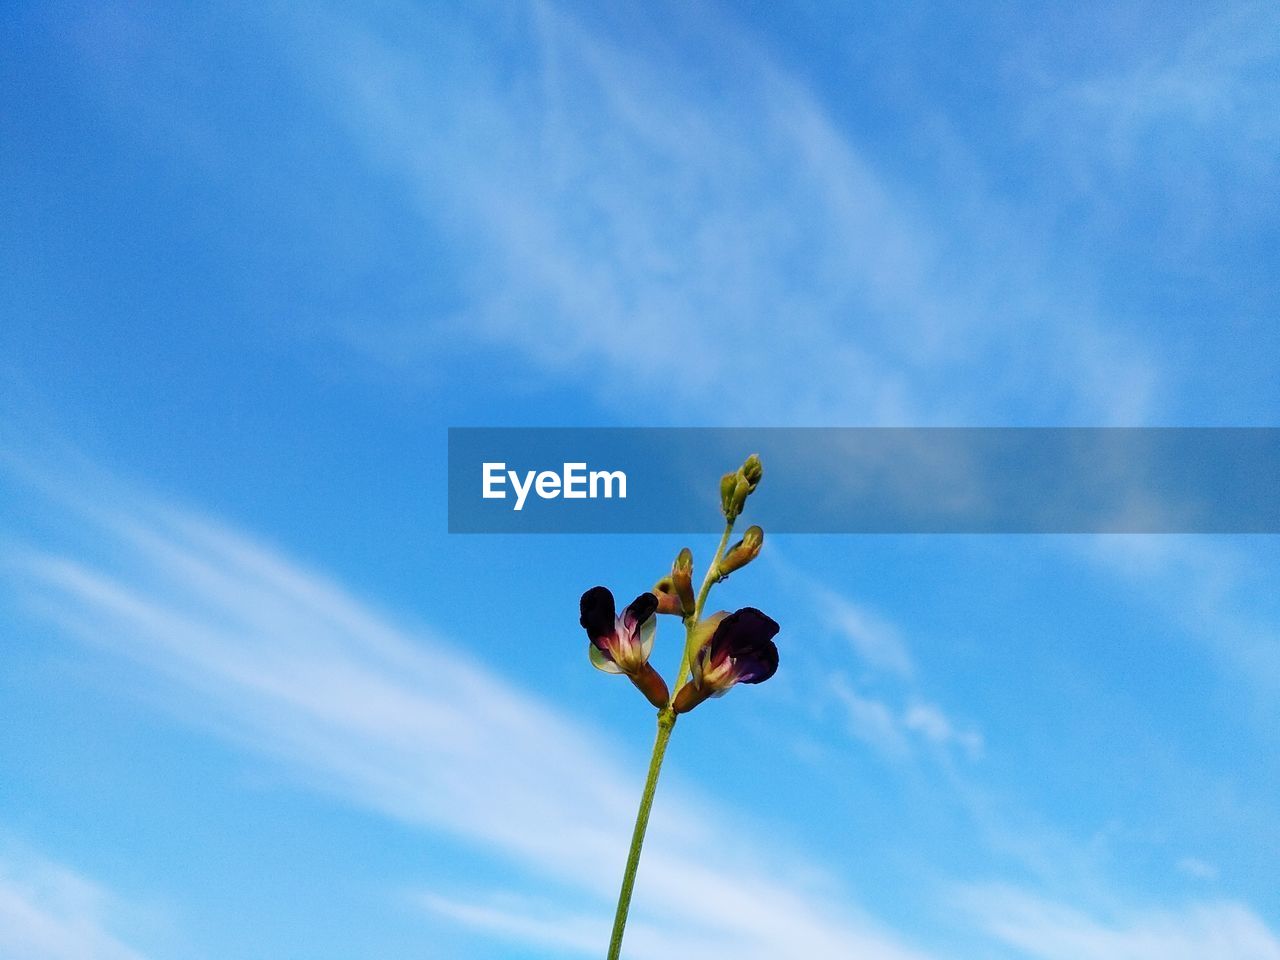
[447, 428, 1280, 533]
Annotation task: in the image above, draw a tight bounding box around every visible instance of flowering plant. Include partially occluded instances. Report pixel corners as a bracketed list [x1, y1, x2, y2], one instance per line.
[579, 454, 780, 959]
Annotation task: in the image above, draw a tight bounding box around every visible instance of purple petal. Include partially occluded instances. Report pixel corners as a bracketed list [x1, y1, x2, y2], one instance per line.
[622, 592, 658, 629]
[579, 586, 617, 642]
[730, 636, 778, 684]
[711, 607, 780, 685]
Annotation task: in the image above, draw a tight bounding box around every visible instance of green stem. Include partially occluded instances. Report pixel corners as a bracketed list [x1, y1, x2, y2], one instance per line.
[606, 709, 676, 960]
[606, 520, 736, 958]
[673, 519, 735, 691]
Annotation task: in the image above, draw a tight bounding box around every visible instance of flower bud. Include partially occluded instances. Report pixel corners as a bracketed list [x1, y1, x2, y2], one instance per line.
[721, 455, 764, 521]
[652, 577, 684, 616]
[671, 547, 695, 616]
[717, 525, 763, 578]
[729, 474, 752, 518]
[719, 471, 739, 519]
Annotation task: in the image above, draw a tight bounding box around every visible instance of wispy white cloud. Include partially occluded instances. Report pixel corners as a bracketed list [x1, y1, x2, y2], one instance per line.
[775, 550, 981, 764]
[417, 891, 604, 956]
[831, 678, 912, 761]
[829, 680, 983, 763]
[1026, 1, 1280, 241]
[0, 848, 148, 960]
[1077, 535, 1280, 705]
[961, 883, 1280, 960]
[811, 582, 916, 679]
[7, 478, 936, 960]
[902, 701, 984, 759]
[1177, 857, 1221, 882]
[259, 0, 1158, 426]
[1061, 4, 1279, 152]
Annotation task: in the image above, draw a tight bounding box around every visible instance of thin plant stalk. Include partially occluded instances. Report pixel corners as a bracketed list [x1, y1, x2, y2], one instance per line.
[604, 709, 674, 960]
[604, 518, 735, 960]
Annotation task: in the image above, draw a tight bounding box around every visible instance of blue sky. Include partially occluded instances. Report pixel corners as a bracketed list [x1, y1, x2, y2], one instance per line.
[2, 1, 1279, 958]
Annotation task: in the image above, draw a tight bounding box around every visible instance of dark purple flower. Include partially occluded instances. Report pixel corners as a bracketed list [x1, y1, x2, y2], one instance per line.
[580, 586, 669, 708]
[673, 607, 779, 714]
[580, 587, 658, 674]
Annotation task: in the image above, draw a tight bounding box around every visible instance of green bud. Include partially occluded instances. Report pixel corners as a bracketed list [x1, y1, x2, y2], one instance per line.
[720, 471, 739, 519]
[730, 474, 751, 517]
[720, 455, 764, 522]
[671, 547, 695, 616]
[717, 525, 763, 578]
